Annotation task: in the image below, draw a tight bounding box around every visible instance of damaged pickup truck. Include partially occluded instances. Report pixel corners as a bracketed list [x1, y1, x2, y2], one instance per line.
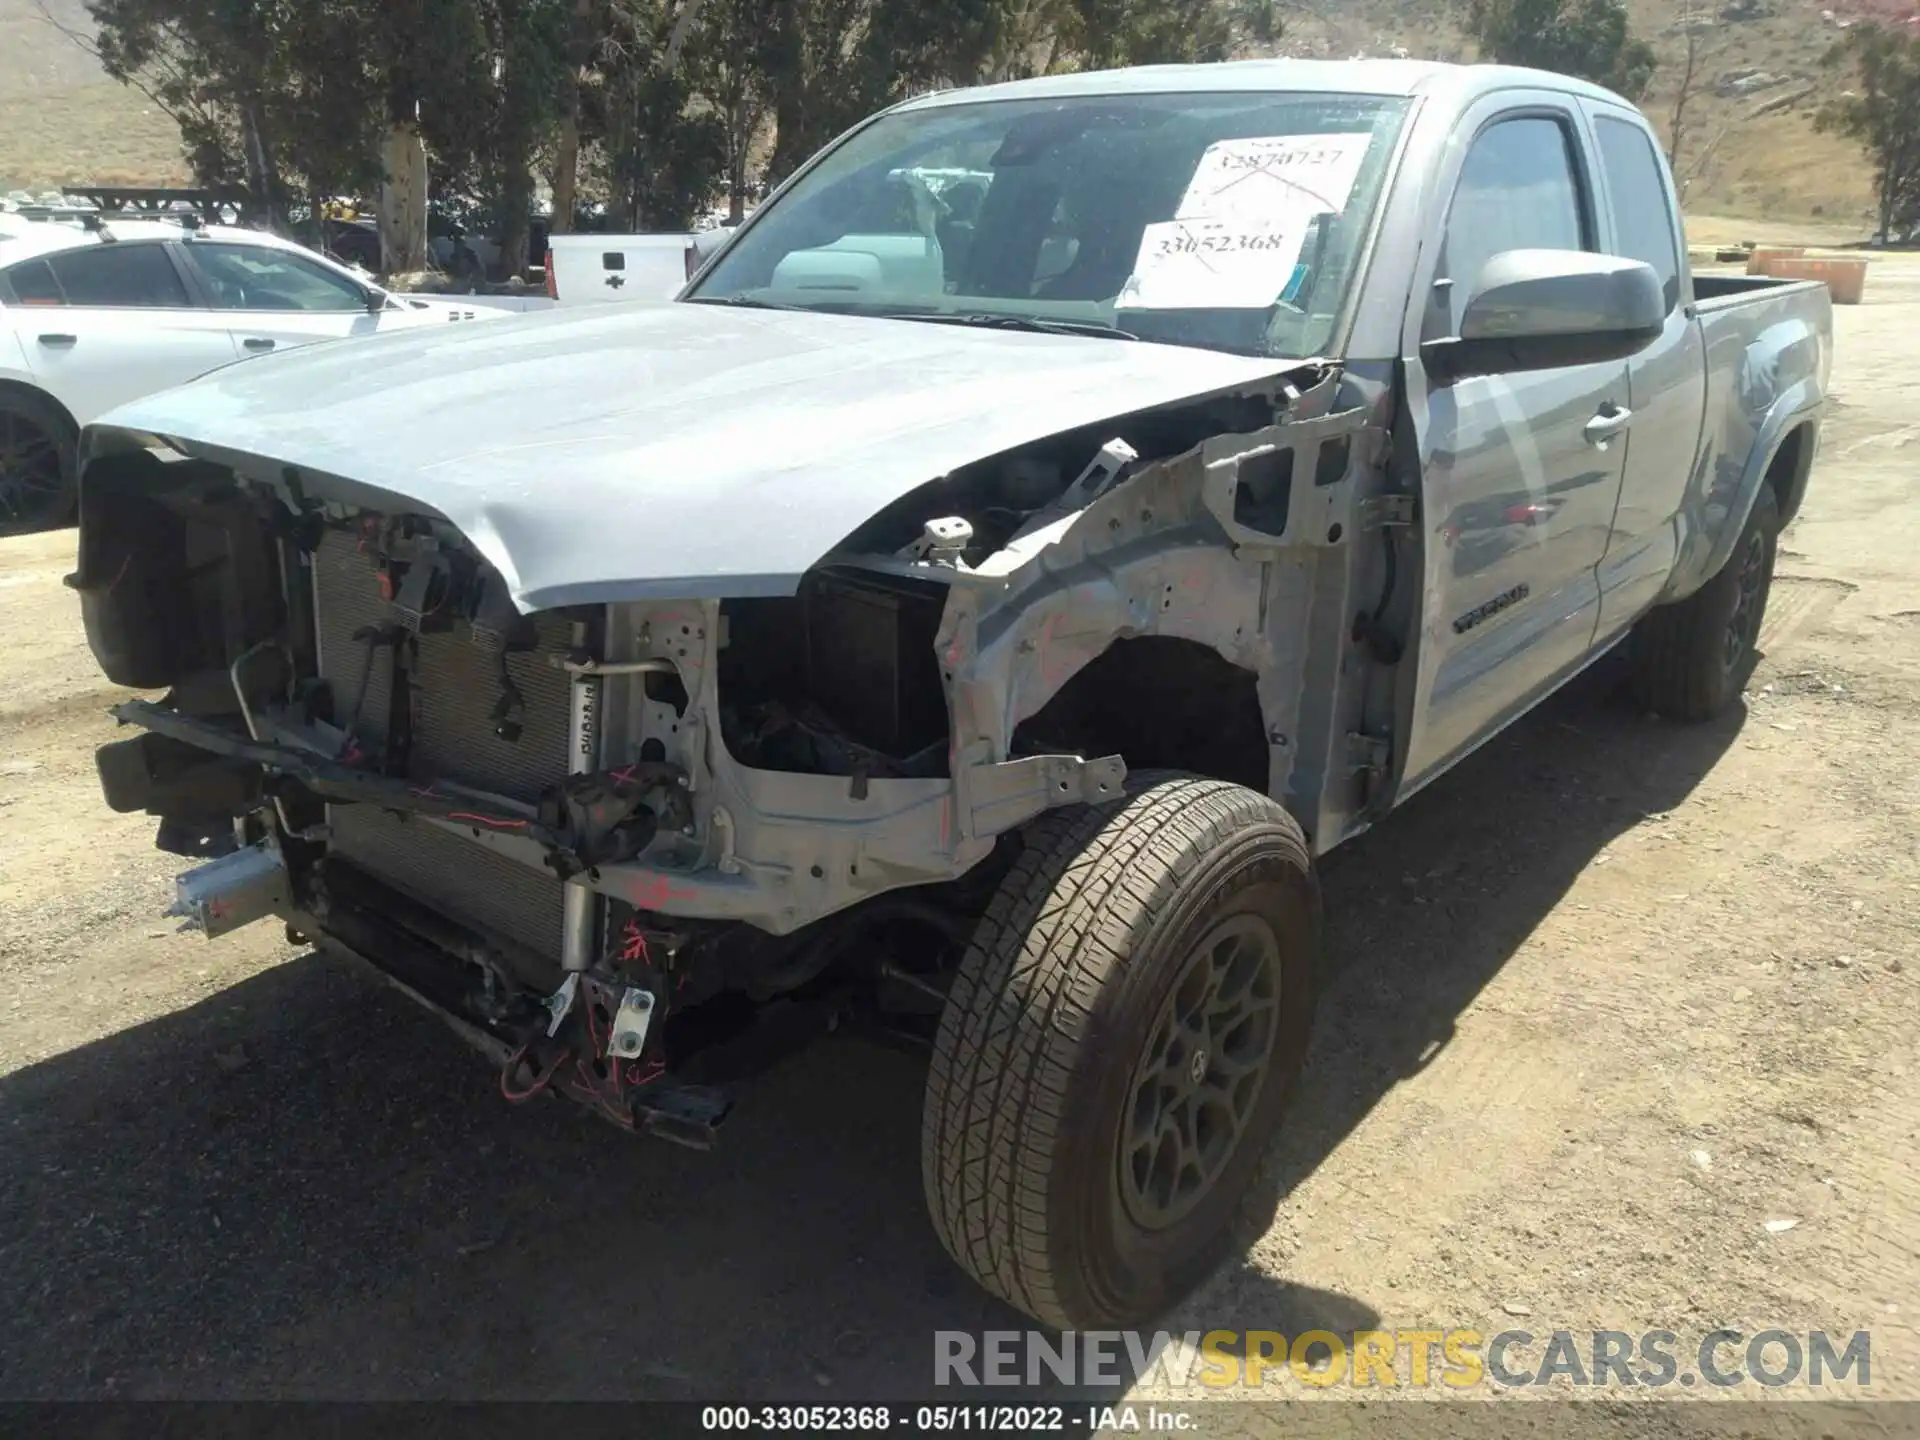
[71, 60, 1830, 1328]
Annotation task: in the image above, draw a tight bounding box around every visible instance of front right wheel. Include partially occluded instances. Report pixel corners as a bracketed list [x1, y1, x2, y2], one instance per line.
[921, 774, 1319, 1329]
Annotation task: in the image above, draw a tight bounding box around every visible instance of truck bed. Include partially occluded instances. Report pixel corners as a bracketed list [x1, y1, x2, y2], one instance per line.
[1692, 272, 1827, 307]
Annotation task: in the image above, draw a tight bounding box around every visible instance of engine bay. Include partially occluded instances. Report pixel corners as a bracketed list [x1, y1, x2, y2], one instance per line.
[67, 357, 1370, 1149]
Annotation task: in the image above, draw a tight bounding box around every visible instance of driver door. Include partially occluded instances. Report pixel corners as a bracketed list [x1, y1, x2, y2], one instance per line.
[10, 242, 238, 425]
[1398, 100, 1633, 791]
[175, 241, 391, 359]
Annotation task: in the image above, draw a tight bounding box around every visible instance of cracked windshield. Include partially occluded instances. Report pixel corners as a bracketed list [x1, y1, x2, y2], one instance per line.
[689, 91, 1409, 358]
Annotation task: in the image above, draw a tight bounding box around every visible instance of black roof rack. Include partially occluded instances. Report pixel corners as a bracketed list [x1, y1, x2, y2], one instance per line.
[59, 186, 260, 228]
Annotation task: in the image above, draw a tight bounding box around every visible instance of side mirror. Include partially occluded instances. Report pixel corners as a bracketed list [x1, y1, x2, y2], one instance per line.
[364, 287, 388, 315]
[1422, 250, 1665, 381]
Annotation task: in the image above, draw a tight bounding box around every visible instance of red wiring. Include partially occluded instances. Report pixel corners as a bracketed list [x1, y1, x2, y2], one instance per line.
[619, 917, 649, 966]
[504, 971, 663, 1128]
[626, 1058, 666, 1088]
[499, 1045, 569, 1103]
[399, 784, 530, 830]
[447, 811, 531, 829]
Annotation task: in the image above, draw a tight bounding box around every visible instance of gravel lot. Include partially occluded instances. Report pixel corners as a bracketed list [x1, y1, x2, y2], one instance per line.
[1, 264, 1916, 1415]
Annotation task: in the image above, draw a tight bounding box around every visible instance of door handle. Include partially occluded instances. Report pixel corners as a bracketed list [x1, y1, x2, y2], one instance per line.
[36, 334, 77, 348]
[1584, 403, 1633, 447]
[242, 337, 276, 352]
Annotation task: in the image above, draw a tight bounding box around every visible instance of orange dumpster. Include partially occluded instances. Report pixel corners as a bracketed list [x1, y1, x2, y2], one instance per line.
[1756, 255, 1867, 304]
[1746, 245, 1806, 275]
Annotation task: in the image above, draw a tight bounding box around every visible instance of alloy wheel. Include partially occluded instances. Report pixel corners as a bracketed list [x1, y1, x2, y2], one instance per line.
[1119, 913, 1283, 1231]
[0, 410, 67, 529]
[1723, 527, 1768, 674]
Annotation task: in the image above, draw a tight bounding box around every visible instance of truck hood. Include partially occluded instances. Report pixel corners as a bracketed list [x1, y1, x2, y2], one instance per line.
[94, 301, 1297, 609]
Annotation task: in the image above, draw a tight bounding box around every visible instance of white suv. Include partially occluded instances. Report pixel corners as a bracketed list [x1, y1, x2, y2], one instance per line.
[0, 217, 506, 534]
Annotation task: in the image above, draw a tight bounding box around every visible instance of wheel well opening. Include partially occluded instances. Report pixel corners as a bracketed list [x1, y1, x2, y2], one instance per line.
[1013, 636, 1269, 794]
[0, 381, 79, 439]
[1767, 425, 1810, 526]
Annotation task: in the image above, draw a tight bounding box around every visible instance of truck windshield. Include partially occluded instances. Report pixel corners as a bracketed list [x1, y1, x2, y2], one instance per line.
[687, 90, 1409, 359]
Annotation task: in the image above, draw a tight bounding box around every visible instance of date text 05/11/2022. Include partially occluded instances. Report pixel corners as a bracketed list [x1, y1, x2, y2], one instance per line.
[697, 1404, 1197, 1432]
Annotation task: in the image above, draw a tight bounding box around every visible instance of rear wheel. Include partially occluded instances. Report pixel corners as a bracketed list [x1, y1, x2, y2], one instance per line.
[921, 774, 1319, 1328]
[0, 392, 78, 537]
[1630, 486, 1779, 721]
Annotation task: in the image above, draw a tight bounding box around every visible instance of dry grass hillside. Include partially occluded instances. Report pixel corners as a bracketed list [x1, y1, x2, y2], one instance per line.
[0, 0, 1884, 231]
[0, 0, 189, 191]
[1277, 0, 1881, 228]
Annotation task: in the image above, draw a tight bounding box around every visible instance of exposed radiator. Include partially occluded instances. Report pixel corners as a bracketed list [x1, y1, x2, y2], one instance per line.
[311, 530, 574, 960]
[329, 807, 566, 961]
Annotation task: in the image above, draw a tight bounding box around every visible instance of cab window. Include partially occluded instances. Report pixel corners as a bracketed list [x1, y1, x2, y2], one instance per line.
[185, 244, 371, 312]
[0, 259, 64, 306]
[1433, 115, 1592, 336]
[46, 244, 194, 308]
[1593, 115, 1682, 313]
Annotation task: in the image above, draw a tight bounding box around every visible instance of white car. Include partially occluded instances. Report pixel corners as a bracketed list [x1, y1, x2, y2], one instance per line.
[0, 217, 506, 534]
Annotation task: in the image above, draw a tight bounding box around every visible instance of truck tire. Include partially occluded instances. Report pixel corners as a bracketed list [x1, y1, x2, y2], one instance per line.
[1630, 485, 1780, 722]
[0, 389, 78, 537]
[922, 774, 1318, 1328]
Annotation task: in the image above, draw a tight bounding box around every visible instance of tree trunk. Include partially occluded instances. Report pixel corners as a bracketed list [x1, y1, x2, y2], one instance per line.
[552, 113, 582, 235]
[1668, 10, 1697, 172]
[500, 167, 534, 281]
[1879, 154, 1894, 246]
[239, 99, 286, 233]
[729, 134, 747, 223]
[497, 46, 538, 280]
[378, 122, 430, 275]
[550, 0, 598, 236]
[764, 0, 812, 184]
[607, 80, 645, 232]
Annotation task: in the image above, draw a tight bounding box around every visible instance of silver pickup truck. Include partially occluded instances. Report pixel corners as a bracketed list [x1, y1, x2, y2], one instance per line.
[71, 59, 1830, 1330]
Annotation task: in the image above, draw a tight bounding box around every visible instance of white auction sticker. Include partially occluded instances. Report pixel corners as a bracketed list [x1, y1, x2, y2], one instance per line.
[1177, 131, 1373, 225]
[1117, 215, 1310, 310]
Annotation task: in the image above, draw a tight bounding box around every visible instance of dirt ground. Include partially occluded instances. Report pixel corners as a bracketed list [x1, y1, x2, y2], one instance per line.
[1, 265, 1916, 1417]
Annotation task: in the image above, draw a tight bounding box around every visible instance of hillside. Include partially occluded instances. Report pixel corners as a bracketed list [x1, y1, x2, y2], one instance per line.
[0, 0, 1883, 230]
[0, 0, 189, 190]
[1275, 0, 1880, 228]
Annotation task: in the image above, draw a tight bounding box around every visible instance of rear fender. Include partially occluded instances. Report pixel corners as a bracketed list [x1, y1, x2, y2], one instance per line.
[1661, 378, 1820, 604]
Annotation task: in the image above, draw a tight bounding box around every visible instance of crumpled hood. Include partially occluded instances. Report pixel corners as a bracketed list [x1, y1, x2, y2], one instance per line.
[95, 300, 1294, 609]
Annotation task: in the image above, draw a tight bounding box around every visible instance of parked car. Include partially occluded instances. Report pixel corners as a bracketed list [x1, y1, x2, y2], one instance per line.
[0, 217, 507, 533]
[317, 215, 382, 273]
[74, 59, 1829, 1329]
[544, 230, 719, 303]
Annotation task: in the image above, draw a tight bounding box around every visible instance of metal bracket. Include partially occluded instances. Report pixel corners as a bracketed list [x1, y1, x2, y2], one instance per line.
[1345, 731, 1392, 778]
[543, 973, 580, 1037]
[903, 516, 974, 567]
[1359, 494, 1417, 529]
[608, 987, 656, 1059]
[964, 752, 1127, 837]
[1057, 437, 1139, 510]
[549, 654, 678, 677]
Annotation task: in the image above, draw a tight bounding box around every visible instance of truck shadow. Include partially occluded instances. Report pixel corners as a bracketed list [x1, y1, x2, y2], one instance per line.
[1238, 656, 1747, 1234]
[0, 658, 1742, 1401]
